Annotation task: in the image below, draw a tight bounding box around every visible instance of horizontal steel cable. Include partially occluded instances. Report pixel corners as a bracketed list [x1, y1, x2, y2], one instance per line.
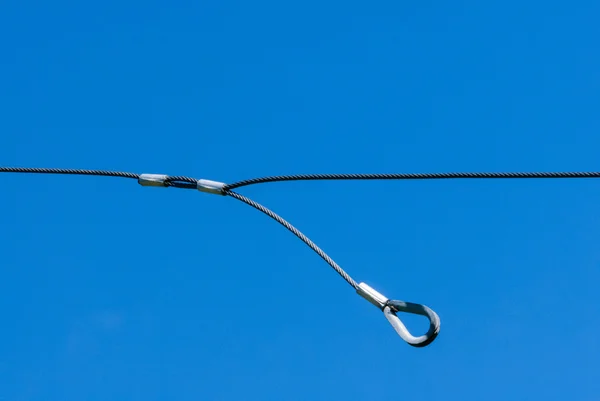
[0, 166, 140, 179]
[224, 171, 600, 190]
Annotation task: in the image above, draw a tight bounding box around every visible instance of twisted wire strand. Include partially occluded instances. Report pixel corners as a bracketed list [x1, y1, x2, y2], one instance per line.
[0, 167, 140, 179]
[225, 189, 359, 290]
[224, 171, 600, 190]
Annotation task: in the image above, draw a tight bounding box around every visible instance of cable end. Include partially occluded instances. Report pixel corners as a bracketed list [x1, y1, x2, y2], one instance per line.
[138, 174, 168, 187]
[197, 179, 226, 195]
[357, 282, 440, 347]
[384, 302, 441, 347]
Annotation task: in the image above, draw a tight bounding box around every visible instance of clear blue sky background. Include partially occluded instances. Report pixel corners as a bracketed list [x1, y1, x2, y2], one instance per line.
[1, 1, 599, 400]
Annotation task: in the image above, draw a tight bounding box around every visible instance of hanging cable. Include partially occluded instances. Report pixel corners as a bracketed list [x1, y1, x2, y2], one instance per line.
[225, 189, 359, 290]
[4, 166, 599, 347]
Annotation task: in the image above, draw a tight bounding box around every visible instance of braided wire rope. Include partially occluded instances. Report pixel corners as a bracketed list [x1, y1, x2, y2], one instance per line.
[0, 166, 140, 179]
[225, 189, 359, 289]
[224, 171, 600, 190]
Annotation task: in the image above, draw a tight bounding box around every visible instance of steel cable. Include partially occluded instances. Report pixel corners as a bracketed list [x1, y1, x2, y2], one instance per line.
[225, 189, 359, 289]
[5, 165, 600, 346]
[224, 171, 600, 190]
[0, 166, 140, 179]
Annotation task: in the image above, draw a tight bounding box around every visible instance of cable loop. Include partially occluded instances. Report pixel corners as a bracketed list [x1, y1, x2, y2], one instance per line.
[356, 282, 440, 346]
[384, 300, 440, 347]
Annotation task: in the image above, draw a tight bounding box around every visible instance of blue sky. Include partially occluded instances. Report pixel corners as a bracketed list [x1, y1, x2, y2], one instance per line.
[2, 0, 600, 400]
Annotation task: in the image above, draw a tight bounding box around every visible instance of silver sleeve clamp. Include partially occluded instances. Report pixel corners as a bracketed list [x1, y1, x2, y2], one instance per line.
[197, 179, 226, 195]
[138, 174, 168, 187]
[357, 282, 440, 347]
